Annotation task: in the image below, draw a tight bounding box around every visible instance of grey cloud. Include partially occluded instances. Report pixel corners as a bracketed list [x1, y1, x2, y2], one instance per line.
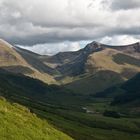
[111, 0, 140, 10]
[0, 0, 140, 47]
[4, 25, 140, 46]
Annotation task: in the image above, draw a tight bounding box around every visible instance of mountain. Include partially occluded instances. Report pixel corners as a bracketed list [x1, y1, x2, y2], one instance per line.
[43, 41, 103, 77]
[0, 39, 55, 84]
[63, 42, 140, 94]
[85, 47, 140, 77]
[1, 39, 140, 94]
[14, 41, 140, 80]
[43, 41, 140, 77]
[13, 41, 140, 94]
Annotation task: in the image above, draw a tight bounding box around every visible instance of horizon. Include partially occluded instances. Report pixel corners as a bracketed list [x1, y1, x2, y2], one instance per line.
[17, 40, 140, 55]
[1, 37, 140, 55]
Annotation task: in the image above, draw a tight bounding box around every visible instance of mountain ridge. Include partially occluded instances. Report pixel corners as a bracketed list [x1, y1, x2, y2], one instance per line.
[1, 38, 140, 94]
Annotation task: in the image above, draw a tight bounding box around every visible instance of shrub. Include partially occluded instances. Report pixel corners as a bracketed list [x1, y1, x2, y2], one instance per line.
[103, 110, 121, 118]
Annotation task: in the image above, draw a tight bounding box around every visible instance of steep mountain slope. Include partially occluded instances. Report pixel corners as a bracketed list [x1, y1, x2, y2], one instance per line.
[44, 41, 103, 77]
[62, 42, 140, 94]
[0, 97, 73, 140]
[14, 46, 58, 75]
[0, 39, 55, 84]
[0, 39, 29, 66]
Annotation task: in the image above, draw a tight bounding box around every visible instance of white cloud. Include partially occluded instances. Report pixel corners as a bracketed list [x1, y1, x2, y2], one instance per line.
[100, 35, 140, 45]
[18, 42, 81, 55]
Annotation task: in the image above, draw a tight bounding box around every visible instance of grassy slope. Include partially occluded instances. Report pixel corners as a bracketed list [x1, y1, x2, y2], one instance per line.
[86, 48, 140, 77]
[0, 69, 89, 108]
[0, 97, 73, 140]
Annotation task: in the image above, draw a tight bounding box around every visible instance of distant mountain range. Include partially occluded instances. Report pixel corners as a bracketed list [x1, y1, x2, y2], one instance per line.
[0, 39, 140, 95]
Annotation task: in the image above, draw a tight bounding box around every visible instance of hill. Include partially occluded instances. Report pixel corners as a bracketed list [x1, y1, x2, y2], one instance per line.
[65, 70, 124, 95]
[0, 68, 88, 108]
[112, 73, 140, 106]
[85, 48, 140, 78]
[92, 73, 140, 116]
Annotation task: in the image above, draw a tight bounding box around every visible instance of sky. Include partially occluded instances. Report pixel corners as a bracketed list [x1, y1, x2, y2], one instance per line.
[0, 0, 140, 55]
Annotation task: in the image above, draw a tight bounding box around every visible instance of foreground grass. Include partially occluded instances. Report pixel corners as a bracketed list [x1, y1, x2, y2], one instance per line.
[0, 97, 73, 140]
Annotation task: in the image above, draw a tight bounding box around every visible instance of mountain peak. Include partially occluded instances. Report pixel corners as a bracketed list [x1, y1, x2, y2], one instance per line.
[84, 41, 103, 53]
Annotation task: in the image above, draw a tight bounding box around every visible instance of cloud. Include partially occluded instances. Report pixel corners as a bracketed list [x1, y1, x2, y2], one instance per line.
[0, 0, 140, 54]
[100, 35, 140, 45]
[110, 0, 140, 10]
[18, 42, 81, 55]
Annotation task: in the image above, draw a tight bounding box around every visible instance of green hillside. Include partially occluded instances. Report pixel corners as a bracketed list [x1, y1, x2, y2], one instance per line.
[93, 73, 140, 116]
[0, 69, 87, 107]
[0, 97, 73, 140]
[65, 70, 124, 95]
[112, 73, 140, 106]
